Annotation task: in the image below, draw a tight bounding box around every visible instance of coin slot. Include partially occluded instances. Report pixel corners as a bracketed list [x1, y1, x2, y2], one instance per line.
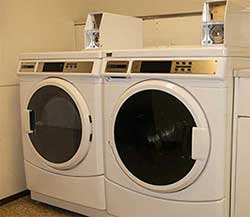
[89, 115, 92, 124]
[89, 133, 93, 142]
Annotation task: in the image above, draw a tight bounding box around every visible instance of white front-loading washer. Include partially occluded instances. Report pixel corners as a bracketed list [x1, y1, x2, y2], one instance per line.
[102, 48, 250, 217]
[18, 51, 106, 217]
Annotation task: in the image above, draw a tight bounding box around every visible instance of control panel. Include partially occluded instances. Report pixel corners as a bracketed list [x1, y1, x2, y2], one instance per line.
[19, 61, 94, 73]
[37, 62, 94, 73]
[105, 60, 217, 75]
[131, 60, 217, 74]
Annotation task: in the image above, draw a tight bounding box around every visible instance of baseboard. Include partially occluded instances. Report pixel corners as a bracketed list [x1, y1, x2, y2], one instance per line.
[0, 190, 30, 206]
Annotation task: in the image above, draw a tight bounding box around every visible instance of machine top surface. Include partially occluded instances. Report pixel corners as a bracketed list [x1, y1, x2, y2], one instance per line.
[19, 50, 105, 60]
[105, 46, 250, 58]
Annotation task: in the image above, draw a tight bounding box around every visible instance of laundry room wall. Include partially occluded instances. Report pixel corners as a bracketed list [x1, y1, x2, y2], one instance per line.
[0, 0, 88, 199]
[0, 0, 89, 85]
[83, 0, 204, 17]
[143, 16, 202, 47]
[74, 15, 202, 50]
[74, 0, 203, 50]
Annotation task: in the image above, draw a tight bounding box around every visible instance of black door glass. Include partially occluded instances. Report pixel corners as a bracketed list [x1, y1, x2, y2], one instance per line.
[28, 86, 82, 164]
[114, 90, 196, 186]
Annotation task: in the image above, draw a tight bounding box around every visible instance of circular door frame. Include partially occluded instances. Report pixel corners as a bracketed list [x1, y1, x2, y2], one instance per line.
[25, 77, 92, 170]
[109, 80, 211, 193]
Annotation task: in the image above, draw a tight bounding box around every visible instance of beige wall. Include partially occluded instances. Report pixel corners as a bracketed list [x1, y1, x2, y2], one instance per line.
[84, 0, 203, 17]
[143, 16, 202, 47]
[0, 0, 88, 85]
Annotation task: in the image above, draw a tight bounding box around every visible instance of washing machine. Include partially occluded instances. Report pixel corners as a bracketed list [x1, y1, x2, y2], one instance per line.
[18, 51, 106, 217]
[102, 47, 250, 217]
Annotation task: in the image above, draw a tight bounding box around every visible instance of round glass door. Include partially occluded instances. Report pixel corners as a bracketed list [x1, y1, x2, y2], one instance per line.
[115, 90, 196, 185]
[111, 80, 210, 192]
[28, 85, 82, 164]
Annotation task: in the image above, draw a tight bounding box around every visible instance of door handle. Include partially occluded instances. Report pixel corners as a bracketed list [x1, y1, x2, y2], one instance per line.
[192, 127, 210, 160]
[24, 109, 35, 134]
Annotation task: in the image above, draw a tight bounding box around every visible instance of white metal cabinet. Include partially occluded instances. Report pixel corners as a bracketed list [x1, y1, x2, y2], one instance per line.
[237, 78, 250, 116]
[233, 118, 250, 217]
[232, 73, 250, 217]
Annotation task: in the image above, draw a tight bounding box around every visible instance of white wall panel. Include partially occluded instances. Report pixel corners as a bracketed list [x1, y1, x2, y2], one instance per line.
[0, 85, 26, 199]
[234, 118, 250, 217]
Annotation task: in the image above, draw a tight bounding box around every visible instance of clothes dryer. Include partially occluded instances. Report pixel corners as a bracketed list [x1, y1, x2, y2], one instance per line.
[18, 51, 105, 217]
[102, 48, 250, 217]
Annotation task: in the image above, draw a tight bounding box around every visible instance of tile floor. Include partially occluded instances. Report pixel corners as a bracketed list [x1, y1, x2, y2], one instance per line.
[0, 196, 85, 217]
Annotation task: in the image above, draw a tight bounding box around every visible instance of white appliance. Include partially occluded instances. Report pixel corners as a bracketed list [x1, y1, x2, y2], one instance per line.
[18, 51, 106, 217]
[102, 48, 250, 217]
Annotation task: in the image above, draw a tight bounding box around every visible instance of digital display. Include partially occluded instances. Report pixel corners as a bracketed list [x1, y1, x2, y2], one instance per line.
[140, 61, 172, 73]
[43, 62, 65, 72]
